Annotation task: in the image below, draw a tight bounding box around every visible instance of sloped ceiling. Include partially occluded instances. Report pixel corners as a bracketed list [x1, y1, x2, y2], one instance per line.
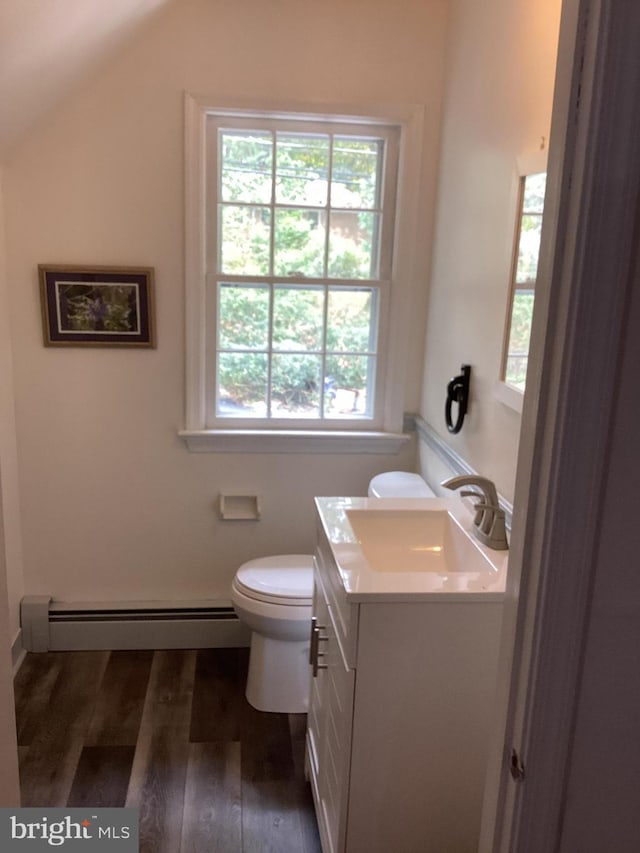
[0, 0, 171, 159]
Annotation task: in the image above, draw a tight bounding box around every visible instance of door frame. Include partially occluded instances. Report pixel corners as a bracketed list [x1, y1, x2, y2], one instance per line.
[482, 0, 640, 849]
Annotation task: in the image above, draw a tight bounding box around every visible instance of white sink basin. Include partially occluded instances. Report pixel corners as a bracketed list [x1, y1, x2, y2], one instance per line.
[345, 507, 494, 574]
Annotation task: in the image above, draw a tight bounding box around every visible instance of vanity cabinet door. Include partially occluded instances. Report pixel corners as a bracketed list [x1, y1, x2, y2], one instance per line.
[306, 566, 329, 798]
[307, 560, 355, 853]
[345, 601, 503, 853]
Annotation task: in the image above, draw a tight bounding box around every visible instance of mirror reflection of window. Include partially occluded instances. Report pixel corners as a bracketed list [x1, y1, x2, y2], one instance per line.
[503, 170, 547, 391]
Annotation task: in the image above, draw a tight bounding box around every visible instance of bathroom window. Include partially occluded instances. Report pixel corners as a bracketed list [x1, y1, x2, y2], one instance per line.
[182, 96, 420, 451]
[501, 160, 547, 393]
[213, 123, 393, 422]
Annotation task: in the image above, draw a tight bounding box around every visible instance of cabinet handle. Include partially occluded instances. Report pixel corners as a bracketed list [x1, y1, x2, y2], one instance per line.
[309, 618, 328, 677]
[309, 616, 317, 665]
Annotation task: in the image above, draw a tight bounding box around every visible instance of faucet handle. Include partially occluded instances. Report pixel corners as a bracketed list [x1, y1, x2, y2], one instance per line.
[460, 490, 485, 527]
[472, 502, 505, 534]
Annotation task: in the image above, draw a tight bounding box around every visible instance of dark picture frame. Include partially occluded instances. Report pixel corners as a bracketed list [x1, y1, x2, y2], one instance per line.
[39, 264, 155, 347]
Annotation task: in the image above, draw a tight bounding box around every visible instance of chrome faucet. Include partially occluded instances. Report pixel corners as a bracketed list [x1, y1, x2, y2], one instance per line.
[441, 475, 509, 550]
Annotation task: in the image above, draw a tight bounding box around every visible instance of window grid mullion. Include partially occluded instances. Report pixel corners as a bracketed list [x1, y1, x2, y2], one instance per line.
[317, 134, 333, 418]
[267, 282, 275, 419]
[320, 285, 330, 418]
[269, 131, 276, 278]
[323, 135, 334, 280]
[266, 132, 276, 419]
[220, 199, 382, 215]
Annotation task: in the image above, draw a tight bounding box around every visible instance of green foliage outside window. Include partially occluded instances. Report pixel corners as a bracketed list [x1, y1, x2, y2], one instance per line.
[504, 171, 546, 391]
[505, 291, 534, 389]
[219, 284, 375, 412]
[216, 129, 383, 416]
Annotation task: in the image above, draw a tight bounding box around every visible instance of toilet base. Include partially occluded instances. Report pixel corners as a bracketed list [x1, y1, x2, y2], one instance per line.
[246, 633, 311, 713]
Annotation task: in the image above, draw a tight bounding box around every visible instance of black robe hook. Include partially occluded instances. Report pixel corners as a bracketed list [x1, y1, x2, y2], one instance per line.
[445, 365, 471, 434]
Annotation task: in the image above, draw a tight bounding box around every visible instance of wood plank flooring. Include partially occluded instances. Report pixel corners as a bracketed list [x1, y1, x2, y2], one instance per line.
[14, 648, 321, 853]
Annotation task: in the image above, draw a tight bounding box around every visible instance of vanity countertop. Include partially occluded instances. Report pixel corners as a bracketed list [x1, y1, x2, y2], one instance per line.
[315, 496, 508, 603]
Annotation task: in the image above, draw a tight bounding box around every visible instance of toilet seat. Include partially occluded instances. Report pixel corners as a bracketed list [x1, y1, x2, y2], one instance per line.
[234, 555, 314, 606]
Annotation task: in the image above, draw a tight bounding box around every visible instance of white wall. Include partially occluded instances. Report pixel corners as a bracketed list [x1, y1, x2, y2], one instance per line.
[0, 483, 20, 806]
[2, 0, 447, 604]
[0, 172, 21, 804]
[0, 172, 25, 642]
[419, 0, 561, 501]
[0, 0, 171, 156]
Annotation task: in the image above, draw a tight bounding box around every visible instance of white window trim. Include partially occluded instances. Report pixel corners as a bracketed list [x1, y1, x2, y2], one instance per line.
[181, 93, 424, 453]
[493, 379, 525, 414]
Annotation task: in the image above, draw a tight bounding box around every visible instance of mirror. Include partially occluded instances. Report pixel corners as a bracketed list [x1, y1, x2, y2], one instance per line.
[501, 150, 548, 395]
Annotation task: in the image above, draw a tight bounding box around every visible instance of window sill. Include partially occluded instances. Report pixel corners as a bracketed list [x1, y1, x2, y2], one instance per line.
[493, 380, 524, 414]
[179, 429, 410, 454]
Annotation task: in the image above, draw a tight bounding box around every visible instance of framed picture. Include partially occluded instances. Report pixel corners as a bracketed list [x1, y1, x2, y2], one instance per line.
[39, 264, 155, 347]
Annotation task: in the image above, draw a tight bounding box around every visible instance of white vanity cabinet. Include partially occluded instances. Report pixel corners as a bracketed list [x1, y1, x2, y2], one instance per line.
[306, 501, 505, 853]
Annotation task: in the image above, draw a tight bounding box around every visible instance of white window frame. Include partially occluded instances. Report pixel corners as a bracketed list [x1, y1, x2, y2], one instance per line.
[181, 94, 424, 453]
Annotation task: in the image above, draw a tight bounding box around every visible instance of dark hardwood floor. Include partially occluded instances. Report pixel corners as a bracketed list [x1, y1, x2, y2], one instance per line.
[14, 647, 322, 853]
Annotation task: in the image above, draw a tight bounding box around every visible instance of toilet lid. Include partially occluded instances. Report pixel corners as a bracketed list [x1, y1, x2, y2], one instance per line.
[369, 471, 436, 498]
[235, 555, 314, 605]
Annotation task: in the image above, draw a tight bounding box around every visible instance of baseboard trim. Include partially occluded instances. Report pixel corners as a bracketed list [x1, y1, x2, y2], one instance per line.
[20, 598, 251, 652]
[48, 618, 250, 651]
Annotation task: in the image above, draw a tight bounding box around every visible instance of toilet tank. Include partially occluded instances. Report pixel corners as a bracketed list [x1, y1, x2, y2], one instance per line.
[368, 471, 436, 498]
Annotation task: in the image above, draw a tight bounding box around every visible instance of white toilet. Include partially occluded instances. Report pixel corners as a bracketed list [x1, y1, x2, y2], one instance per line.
[231, 554, 314, 713]
[230, 471, 435, 713]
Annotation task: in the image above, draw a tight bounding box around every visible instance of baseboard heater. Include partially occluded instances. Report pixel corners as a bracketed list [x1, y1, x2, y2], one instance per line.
[20, 596, 251, 652]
